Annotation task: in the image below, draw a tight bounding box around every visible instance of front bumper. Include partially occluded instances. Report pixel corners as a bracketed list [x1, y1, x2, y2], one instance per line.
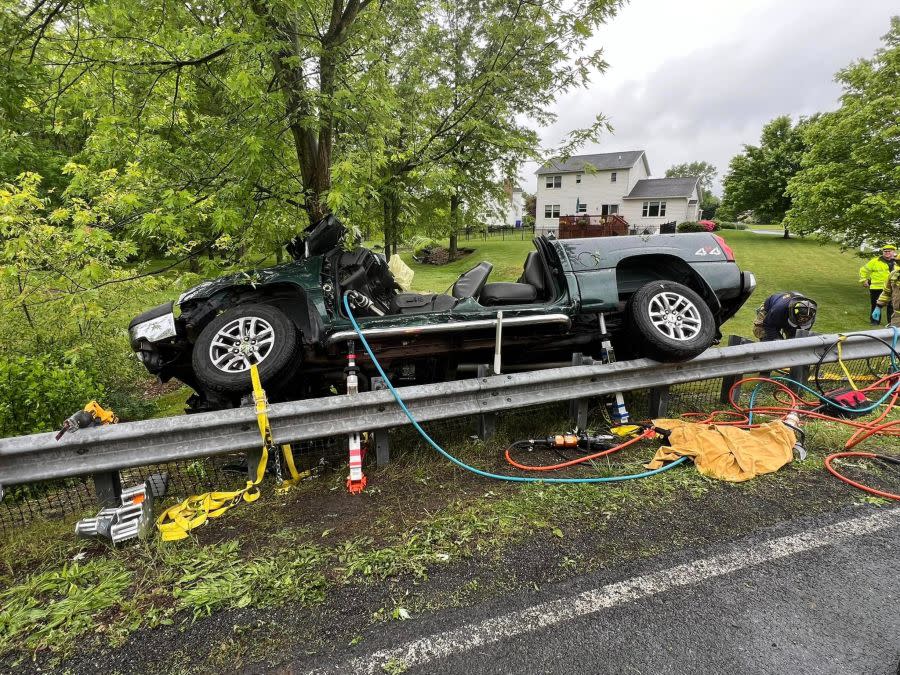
[741, 271, 757, 298]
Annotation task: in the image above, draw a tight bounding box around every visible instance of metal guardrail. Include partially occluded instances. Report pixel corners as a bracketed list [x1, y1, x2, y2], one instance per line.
[0, 328, 896, 489]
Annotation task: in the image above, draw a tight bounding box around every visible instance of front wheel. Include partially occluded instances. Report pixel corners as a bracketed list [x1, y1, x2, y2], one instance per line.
[626, 281, 715, 362]
[192, 303, 300, 394]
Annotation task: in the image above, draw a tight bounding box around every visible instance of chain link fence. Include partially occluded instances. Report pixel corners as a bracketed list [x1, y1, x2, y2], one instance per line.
[1, 349, 895, 532]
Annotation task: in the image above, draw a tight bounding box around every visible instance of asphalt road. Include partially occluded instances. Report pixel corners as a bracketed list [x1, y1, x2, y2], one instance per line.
[299, 507, 900, 675]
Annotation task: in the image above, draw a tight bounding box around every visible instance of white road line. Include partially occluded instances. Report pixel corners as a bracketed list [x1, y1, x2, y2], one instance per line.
[312, 508, 900, 675]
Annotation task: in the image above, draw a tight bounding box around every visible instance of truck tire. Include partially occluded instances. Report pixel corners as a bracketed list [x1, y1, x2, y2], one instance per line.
[627, 281, 715, 361]
[192, 304, 300, 394]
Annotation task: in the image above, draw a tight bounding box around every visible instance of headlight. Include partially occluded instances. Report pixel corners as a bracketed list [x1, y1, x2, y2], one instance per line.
[129, 312, 177, 344]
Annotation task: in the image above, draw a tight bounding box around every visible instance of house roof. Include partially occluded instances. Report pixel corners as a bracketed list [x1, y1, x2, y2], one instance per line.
[623, 177, 700, 200]
[536, 151, 646, 175]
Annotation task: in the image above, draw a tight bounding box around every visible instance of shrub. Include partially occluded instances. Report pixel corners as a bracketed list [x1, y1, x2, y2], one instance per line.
[408, 236, 440, 258]
[679, 220, 719, 232]
[0, 353, 104, 437]
[677, 221, 704, 233]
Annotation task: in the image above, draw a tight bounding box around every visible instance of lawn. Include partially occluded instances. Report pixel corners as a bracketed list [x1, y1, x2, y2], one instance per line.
[718, 230, 872, 337]
[399, 237, 536, 293]
[398, 230, 874, 338]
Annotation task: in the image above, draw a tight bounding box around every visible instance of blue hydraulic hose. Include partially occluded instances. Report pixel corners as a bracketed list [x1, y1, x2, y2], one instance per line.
[747, 327, 900, 423]
[342, 295, 687, 483]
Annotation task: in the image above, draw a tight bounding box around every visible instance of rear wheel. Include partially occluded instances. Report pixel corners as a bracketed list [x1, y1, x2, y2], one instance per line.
[192, 303, 300, 394]
[627, 281, 715, 361]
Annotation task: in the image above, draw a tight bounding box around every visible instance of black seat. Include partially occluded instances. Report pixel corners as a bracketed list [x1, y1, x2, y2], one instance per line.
[452, 261, 493, 299]
[480, 251, 547, 306]
[518, 251, 546, 294]
[390, 293, 458, 315]
[480, 282, 537, 306]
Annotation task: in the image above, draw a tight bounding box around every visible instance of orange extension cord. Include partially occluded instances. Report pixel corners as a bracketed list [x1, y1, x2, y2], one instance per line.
[504, 428, 656, 472]
[825, 452, 900, 501]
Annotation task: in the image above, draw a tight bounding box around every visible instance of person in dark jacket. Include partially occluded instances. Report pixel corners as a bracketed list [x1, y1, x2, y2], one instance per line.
[752, 292, 817, 341]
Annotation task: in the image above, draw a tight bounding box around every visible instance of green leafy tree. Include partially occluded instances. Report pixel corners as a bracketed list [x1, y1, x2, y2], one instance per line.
[699, 193, 720, 220]
[665, 161, 716, 192]
[784, 18, 900, 247]
[719, 116, 810, 231]
[358, 0, 621, 256]
[2, 0, 390, 259]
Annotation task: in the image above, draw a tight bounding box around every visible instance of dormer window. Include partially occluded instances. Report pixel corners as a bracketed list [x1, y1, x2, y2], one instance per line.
[610, 172, 617, 183]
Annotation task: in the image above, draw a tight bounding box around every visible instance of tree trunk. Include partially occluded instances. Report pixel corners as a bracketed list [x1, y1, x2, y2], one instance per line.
[449, 191, 460, 259]
[189, 255, 200, 274]
[783, 226, 790, 239]
[383, 197, 392, 255]
[275, 246, 284, 264]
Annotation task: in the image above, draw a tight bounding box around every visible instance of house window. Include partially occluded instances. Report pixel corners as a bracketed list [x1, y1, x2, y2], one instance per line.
[545, 175, 561, 189]
[610, 172, 617, 183]
[576, 174, 582, 184]
[601, 204, 619, 216]
[544, 204, 560, 218]
[642, 200, 667, 217]
[576, 202, 587, 214]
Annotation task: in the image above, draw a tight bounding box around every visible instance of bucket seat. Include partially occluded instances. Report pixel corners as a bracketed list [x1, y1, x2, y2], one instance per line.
[480, 252, 545, 306]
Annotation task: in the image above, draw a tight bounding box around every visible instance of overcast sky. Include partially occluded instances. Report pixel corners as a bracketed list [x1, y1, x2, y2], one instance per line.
[522, 0, 897, 195]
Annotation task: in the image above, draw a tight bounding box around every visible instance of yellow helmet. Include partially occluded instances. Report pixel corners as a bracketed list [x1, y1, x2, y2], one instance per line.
[883, 244, 897, 251]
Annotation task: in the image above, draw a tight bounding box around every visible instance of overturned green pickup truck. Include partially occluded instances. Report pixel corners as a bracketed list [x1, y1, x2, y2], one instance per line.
[130, 217, 756, 411]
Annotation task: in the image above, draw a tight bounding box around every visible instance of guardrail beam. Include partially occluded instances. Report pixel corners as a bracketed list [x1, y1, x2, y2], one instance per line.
[1, 328, 896, 488]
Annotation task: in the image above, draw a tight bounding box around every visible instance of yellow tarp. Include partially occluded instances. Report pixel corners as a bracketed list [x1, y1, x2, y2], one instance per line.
[388, 254, 415, 291]
[645, 419, 795, 482]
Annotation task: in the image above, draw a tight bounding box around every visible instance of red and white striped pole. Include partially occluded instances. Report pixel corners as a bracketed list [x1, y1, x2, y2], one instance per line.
[345, 341, 367, 493]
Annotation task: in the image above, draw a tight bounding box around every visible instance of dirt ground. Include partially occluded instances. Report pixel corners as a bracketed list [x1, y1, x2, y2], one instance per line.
[4, 417, 894, 675]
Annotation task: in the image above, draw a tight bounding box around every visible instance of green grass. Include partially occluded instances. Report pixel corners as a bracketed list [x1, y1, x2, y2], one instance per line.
[718, 230, 872, 337]
[394, 230, 873, 339]
[399, 238, 535, 294]
[744, 223, 785, 231]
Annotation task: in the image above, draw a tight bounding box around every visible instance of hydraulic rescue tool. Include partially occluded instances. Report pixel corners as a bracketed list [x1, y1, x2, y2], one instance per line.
[56, 401, 118, 440]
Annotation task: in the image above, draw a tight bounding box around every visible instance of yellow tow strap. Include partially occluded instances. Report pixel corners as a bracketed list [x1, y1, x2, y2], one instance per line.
[157, 364, 276, 541]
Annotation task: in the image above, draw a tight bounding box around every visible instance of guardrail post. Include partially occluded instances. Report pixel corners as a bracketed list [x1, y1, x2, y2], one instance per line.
[720, 335, 751, 403]
[92, 471, 122, 508]
[788, 329, 813, 391]
[569, 352, 590, 429]
[371, 377, 391, 466]
[246, 447, 263, 483]
[648, 386, 670, 419]
[477, 364, 496, 441]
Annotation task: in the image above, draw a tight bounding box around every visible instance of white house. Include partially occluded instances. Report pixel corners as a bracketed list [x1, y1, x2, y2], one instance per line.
[535, 151, 701, 235]
[484, 184, 525, 229]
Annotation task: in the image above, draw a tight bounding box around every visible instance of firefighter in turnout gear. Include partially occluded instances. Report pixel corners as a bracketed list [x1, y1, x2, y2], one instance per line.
[873, 267, 900, 328]
[753, 291, 818, 341]
[860, 244, 896, 325]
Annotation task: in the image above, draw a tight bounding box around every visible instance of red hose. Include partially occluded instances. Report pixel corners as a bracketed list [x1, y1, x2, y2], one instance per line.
[502, 368, 900, 491]
[824, 452, 900, 501]
[504, 429, 655, 472]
